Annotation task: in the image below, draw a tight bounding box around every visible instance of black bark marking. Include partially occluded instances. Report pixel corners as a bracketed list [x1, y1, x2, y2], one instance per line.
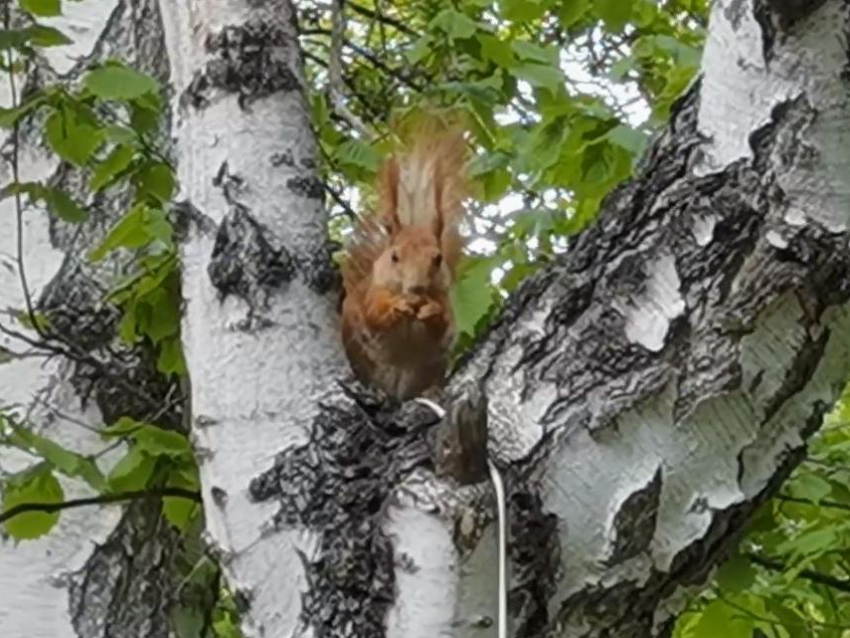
[753, 0, 829, 61]
[207, 207, 295, 308]
[447, 39, 850, 632]
[248, 390, 438, 638]
[286, 174, 324, 200]
[183, 19, 300, 110]
[212, 160, 246, 205]
[753, 0, 779, 62]
[68, 502, 180, 638]
[507, 488, 561, 638]
[724, 0, 750, 31]
[171, 199, 217, 241]
[605, 468, 663, 566]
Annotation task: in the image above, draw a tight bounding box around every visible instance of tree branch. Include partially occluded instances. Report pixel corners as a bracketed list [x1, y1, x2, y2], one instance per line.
[0, 487, 202, 525]
[348, 1, 418, 37]
[328, 0, 371, 137]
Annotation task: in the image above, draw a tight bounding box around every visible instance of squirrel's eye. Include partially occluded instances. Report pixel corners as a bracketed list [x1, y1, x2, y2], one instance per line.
[433, 253, 442, 267]
[391, 251, 399, 263]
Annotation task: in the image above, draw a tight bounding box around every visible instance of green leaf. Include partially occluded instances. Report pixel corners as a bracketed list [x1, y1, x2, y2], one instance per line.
[430, 9, 479, 40]
[501, 0, 547, 22]
[163, 468, 199, 532]
[88, 204, 150, 261]
[473, 156, 512, 202]
[405, 35, 432, 65]
[133, 162, 175, 203]
[102, 416, 143, 437]
[83, 65, 160, 101]
[1, 180, 44, 200]
[129, 102, 160, 134]
[605, 124, 648, 159]
[789, 473, 833, 503]
[594, 0, 632, 32]
[103, 125, 138, 144]
[478, 34, 516, 68]
[511, 40, 559, 66]
[44, 107, 102, 167]
[133, 424, 191, 459]
[0, 25, 71, 49]
[2, 466, 64, 540]
[334, 139, 380, 172]
[20, 0, 61, 16]
[688, 599, 752, 638]
[90, 145, 136, 192]
[514, 62, 564, 93]
[714, 555, 756, 593]
[26, 25, 72, 47]
[650, 35, 702, 68]
[0, 94, 46, 128]
[450, 257, 495, 337]
[173, 608, 205, 638]
[778, 526, 838, 558]
[107, 446, 156, 493]
[519, 117, 569, 172]
[43, 187, 88, 223]
[0, 29, 30, 50]
[157, 337, 187, 377]
[559, 0, 591, 27]
[7, 425, 106, 491]
[139, 290, 179, 344]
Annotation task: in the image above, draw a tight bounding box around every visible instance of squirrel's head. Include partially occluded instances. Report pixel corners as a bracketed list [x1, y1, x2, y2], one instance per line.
[371, 226, 448, 297]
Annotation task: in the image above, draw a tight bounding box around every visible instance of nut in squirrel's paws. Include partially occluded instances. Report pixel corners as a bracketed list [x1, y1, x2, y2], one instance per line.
[417, 301, 442, 320]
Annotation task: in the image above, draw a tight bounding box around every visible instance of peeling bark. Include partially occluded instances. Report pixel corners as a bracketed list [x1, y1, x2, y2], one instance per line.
[3, 0, 850, 637]
[1, 1, 194, 637]
[221, 1, 850, 637]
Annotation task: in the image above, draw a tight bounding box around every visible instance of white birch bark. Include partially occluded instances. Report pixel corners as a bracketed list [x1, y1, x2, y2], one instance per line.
[3, 0, 850, 637]
[158, 1, 347, 635]
[1, 2, 189, 637]
[211, 1, 850, 637]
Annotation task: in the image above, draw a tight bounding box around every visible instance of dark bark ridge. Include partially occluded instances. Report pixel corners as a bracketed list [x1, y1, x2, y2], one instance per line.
[249, 390, 447, 638]
[179, 20, 339, 306]
[443, 44, 850, 636]
[183, 19, 301, 110]
[244, 24, 850, 635]
[1, 0, 202, 635]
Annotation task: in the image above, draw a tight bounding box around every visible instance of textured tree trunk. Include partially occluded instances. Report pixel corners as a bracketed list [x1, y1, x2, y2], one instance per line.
[3, 0, 850, 637]
[0, 1, 188, 638]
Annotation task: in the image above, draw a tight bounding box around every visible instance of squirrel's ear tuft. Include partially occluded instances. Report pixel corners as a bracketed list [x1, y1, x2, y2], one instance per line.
[377, 156, 401, 235]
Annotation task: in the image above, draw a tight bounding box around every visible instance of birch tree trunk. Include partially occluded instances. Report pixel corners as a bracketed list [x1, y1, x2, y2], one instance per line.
[0, 1, 191, 637]
[3, 0, 850, 637]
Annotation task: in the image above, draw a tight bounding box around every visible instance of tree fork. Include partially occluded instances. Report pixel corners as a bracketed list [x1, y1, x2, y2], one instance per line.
[159, 1, 850, 638]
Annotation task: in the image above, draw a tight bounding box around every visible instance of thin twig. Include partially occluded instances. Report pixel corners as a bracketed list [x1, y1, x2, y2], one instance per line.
[328, 0, 371, 137]
[348, 1, 418, 37]
[325, 183, 356, 220]
[3, 7, 45, 344]
[0, 487, 202, 525]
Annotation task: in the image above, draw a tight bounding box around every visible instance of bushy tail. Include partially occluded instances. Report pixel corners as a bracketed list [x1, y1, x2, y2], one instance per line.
[377, 124, 468, 232]
[377, 121, 468, 275]
[342, 121, 469, 292]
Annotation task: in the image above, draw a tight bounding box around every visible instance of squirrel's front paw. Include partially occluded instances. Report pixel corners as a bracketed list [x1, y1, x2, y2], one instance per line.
[393, 296, 417, 318]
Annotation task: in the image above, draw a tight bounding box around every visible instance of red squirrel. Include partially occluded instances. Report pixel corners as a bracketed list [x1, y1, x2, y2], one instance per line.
[340, 124, 468, 400]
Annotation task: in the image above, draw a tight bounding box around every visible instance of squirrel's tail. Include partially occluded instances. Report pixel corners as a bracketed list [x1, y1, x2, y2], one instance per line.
[376, 121, 468, 240]
[342, 120, 469, 292]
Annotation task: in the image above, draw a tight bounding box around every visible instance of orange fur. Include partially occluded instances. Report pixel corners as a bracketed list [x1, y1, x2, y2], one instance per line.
[340, 125, 468, 400]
